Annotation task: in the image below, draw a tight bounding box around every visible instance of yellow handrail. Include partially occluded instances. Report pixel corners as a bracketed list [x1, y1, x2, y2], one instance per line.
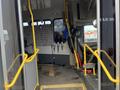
[64, 0, 79, 69]
[26, 49, 39, 63]
[5, 54, 28, 90]
[27, 0, 39, 88]
[4, 0, 39, 89]
[8, 54, 24, 73]
[96, 50, 116, 68]
[84, 44, 120, 83]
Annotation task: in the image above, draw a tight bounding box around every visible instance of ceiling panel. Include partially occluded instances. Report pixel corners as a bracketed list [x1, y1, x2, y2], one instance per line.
[44, 0, 51, 8]
[22, 0, 65, 11]
[22, 0, 52, 11]
[31, 0, 37, 10]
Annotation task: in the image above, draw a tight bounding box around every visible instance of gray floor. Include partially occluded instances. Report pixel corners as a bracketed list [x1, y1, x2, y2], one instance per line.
[38, 64, 86, 90]
[76, 70, 98, 90]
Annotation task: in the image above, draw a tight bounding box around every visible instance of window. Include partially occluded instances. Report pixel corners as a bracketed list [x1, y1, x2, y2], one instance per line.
[54, 19, 65, 32]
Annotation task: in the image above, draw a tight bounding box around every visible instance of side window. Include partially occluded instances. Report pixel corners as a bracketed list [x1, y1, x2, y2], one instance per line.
[54, 19, 68, 44]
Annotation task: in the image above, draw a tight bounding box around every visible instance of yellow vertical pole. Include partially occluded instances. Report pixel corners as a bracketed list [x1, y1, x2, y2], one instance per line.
[84, 45, 87, 76]
[82, 84, 87, 90]
[40, 86, 43, 90]
[28, 0, 37, 52]
[5, 82, 9, 90]
[64, 0, 79, 69]
[74, 50, 80, 69]
[93, 68, 96, 75]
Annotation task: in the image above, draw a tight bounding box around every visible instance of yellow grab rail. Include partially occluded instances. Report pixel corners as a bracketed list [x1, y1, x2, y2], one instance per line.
[5, 54, 28, 90]
[64, 0, 79, 69]
[4, 0, 40, 89]
[5, 49, 39, 90]
[96, 50, 116, 68]
[26, 49, 39, 63]
[84, 44, 120, 83]
[28, 0, 37, 52]
[27, 0, 39, 88]
[8, 54, 24, 73]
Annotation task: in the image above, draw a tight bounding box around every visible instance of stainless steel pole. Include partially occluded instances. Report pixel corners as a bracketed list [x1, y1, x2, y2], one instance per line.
[115, 0, 120, 90]
[96, 0, 101, 90]
[17, 0, 27, 90]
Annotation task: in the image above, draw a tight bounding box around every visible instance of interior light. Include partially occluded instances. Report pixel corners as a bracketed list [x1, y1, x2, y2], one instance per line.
[23, 22, 29, 27]
[45, 21, 51, 25]
[31, 22, 37, 26]
[38, 21, 44, 25]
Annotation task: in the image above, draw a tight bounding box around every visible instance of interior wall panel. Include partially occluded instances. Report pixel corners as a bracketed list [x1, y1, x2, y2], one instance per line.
[1, 0, 23, 89]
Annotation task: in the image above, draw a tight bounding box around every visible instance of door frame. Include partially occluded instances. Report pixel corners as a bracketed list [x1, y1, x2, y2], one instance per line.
[0, 0, 9, 89]
[97, 0, 120, 90]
